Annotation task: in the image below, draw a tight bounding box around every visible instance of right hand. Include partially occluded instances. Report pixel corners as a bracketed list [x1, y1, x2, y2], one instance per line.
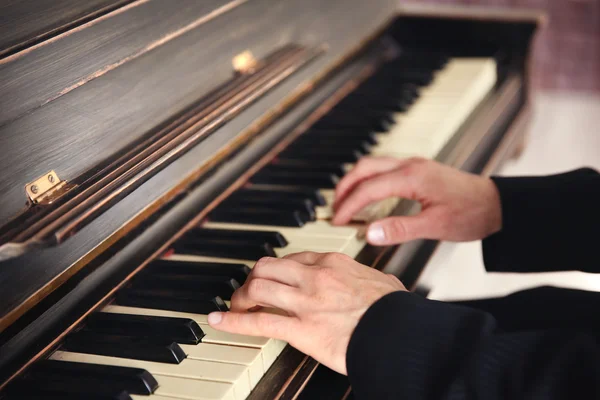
[208, 252, 406, 375]
[332, 157, 502, 245]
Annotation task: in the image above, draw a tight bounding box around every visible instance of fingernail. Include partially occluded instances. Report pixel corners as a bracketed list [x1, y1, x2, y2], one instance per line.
[208, 312, 223, 325]
[367, 224, 385, 244]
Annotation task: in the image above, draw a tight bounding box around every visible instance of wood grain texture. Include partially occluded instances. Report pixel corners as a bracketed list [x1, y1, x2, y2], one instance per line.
[0, 45, 382, 383]
[0, 0, 394, 226]
[0, 0, 134, 57]
[0, 0, 233, 128]
[0, 6, 536, 394]
[0, 0, 396, 317]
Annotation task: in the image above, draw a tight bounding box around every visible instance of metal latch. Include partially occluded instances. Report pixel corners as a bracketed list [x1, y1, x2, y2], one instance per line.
[25, 170, 71, 204]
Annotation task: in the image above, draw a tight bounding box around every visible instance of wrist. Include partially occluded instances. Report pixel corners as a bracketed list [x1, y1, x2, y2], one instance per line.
[484, 178, 502, 235]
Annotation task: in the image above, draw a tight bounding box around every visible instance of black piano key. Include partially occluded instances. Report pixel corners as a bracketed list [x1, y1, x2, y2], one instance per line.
[300, 129, 379, 144]
[233, 187, 326, 206]
[268, 160, 349, 177]
[115, 289, 228, 314]
[289, 137, 375, 154]
[250, 171, 338, 189]
[172, 237, 276, 259]
[278, 149, 363, 164]
[260, 162, 347, 178]
[131, 274, 240, 299]
[138, 260, 250, 285]
[208, 209, 306, 227]
[4, 388, 133, 400]
[324, 108, 396, 126]
[328, 107, 396, 125]
[337, 93, 412, 113]
[61, 330, 187, 364]
[11, 360, 157, 396]
[312, 116, 391, 132]
[84, 312, 204, 345]
[285, 140, 372, 155]
[390, 52, 448, 70]
[387, 55, 448, 71]
[336, 107, 396, 127]
[218, 197, 316, 221]
[184, 228, 288, 247]
[121, 285, 235, 303]
[355, 82, 420, 100]
[372, 69, 434, 86]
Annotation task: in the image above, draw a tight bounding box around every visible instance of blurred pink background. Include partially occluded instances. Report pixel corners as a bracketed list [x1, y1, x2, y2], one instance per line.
[419, 0, 600, 91]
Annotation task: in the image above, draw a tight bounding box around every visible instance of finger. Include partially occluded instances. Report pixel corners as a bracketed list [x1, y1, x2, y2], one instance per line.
[281, 251, 323, 265]
[366, 213, 435, 245]
[229, 278, 304, 313]
[332, 169, 417, 225]
[208, 310, 298, 341]
[251, 257, 308, 287]
[333, 157, 407, 210]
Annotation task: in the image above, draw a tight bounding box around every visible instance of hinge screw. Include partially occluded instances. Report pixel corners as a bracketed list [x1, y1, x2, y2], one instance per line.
[31, 185, 38, 194]
[48, 175, 55, 183]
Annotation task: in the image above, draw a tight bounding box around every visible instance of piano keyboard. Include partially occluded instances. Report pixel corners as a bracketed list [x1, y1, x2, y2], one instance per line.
[4, 52, 496, 400]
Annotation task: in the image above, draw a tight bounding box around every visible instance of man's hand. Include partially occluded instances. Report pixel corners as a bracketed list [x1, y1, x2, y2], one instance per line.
[333, 156, 502, 245]
[207, 252, 406, 375]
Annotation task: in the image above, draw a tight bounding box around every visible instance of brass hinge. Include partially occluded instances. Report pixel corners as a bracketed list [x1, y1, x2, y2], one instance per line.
[232, 50, 259, 74]
[25, 171, 72, 204]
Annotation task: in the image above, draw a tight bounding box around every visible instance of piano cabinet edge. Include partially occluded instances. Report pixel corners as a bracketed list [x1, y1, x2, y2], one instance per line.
[0, 18, 535, 396]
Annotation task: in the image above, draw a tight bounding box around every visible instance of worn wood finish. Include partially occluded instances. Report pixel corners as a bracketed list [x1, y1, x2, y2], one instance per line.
[0, 45, 322, 260]
[0, 1, 539, 397]
[0, 0, 236, 128]
[0, 0, 134, 57]
[0, 0, 395, 224]
[0, 0, 396, 322]
[0, 43, 382, 387]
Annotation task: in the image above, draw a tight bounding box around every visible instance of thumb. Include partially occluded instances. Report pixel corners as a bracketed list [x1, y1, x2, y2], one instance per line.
[366, 214, 433, 245]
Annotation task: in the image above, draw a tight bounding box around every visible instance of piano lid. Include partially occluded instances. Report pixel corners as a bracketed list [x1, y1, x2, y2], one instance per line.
[0, 0, 396, 324]
[0, 0, 399, 259]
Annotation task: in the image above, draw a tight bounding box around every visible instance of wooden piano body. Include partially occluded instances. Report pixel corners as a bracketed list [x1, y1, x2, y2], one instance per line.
[0, 1, 543, 398]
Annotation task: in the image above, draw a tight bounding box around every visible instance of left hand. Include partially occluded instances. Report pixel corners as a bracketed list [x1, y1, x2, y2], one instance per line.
[207, 252, 406, 375]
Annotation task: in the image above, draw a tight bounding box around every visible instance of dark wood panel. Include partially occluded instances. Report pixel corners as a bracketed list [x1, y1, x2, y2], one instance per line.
[0, 44, 380, 380]
[0, 0, 395, 317]
[0, 0, 395, 226]
[0, 0, 134, 57]
[0, 0, 232, 127]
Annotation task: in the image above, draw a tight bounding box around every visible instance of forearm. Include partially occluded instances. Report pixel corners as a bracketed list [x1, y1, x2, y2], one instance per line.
[482, 167, 600, 273]
[347, 291, 600, 400]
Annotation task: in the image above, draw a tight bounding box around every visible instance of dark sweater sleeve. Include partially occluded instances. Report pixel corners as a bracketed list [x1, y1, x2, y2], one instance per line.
[482, 167, 600, 273]
[347, 291, 600, 400]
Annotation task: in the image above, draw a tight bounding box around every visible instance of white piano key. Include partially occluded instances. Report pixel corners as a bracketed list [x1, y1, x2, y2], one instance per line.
[102, 305, 287, 371]
[202, 220, 359, 239]
[138, 375, 235, 400]
[315, 197, 401, 222]
[50, 351, 247, 400]
[200, 324, 286, 371]
[166, 254, 256, 269]
[313, 59, 496, 226]
[179, 343, 264, 388]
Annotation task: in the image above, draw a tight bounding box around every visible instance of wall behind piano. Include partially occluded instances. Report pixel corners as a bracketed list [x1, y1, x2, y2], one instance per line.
[420, 0, 600, 92]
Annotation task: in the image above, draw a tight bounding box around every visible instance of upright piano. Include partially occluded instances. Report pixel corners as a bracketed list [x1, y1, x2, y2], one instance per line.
[0, 1, 543, 398]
